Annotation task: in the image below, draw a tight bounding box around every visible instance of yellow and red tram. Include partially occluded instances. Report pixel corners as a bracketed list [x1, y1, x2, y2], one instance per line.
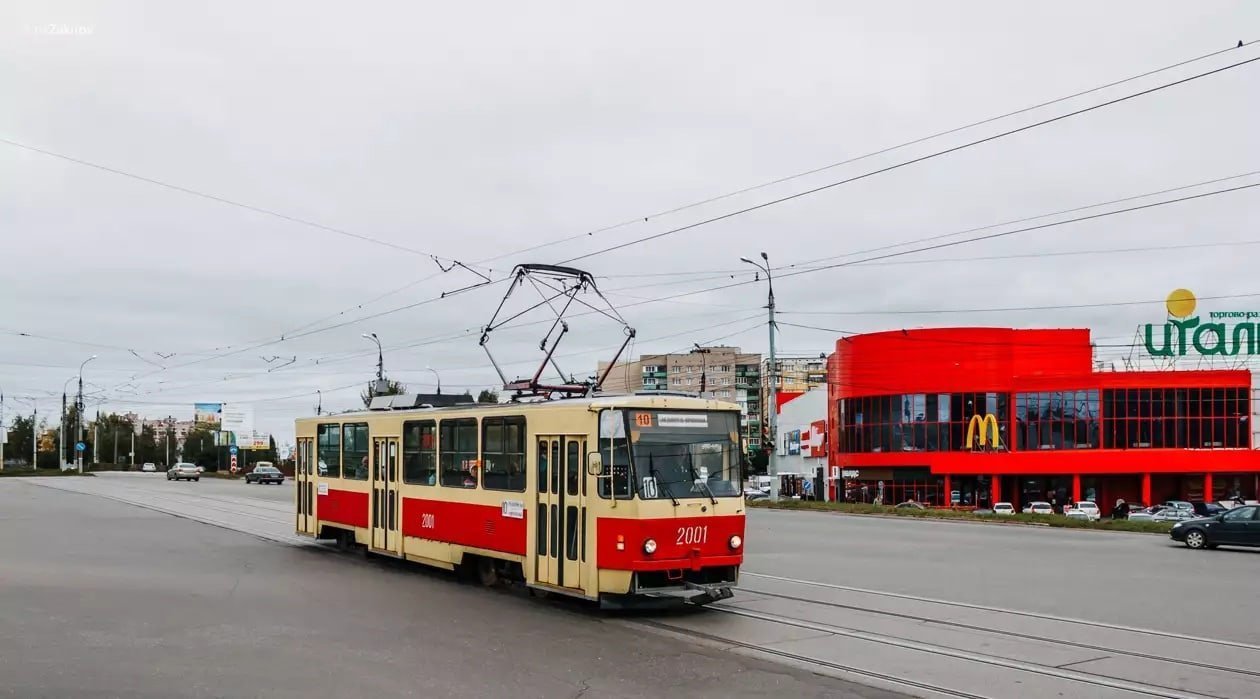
[294, 394, 745, 606]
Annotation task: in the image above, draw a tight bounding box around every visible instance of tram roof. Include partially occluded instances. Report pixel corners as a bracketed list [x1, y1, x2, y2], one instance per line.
[296, 392, 740, 422]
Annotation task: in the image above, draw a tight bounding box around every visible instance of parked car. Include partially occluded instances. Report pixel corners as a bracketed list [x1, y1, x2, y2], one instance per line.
[141, 462, 157, 473]
[245, 464, 285, 485]
[1164, 500, 1195, 513]
[1127, 506, 1166, 521]
[1152, 508, 1197, 523]
[1189, 501, 1226, 517]
[1072, 501, 1101, 521]
[167, 463, 200, 482]
[1023, 501, 1053, 515]
[1064, 507, 1089, 521]
[1170, 505, 1260, 549]
[992, 502, 1015, 516]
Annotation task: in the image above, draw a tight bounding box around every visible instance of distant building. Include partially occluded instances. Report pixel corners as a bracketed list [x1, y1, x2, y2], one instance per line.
[597, 346, 762, 453]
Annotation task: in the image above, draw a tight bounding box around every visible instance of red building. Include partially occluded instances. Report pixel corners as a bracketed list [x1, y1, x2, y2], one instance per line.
[827, 328, 1259, 514]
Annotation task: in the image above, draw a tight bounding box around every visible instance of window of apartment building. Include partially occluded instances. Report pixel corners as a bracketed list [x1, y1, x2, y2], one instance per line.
[642, 365, 659, 373]
[1101, 387, 1249, 449]
[721, 377, 731, 385]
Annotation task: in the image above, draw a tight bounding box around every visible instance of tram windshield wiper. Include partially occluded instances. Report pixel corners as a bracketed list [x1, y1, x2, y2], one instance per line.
[687, 448, 718, 505]
[648, 453, 680, 506]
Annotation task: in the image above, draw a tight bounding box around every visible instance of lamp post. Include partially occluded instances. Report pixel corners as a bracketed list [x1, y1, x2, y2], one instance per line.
[61, 376, 76, 469]
[740, 252, 778, 501]
[0, 385, 5, 471]
[76, 355, 97, 473]
[425, 366, 442, 395]
[361, 333, 385, 395]
[692, 344, 711, 396]
[316, 390, 322, 415]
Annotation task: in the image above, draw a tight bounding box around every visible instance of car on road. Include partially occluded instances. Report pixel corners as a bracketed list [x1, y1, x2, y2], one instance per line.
[1022, 501, 1053, 515]
[1071, 501, 1101, 521]
[167, 463, 200, 482]
[140, 462, 157, 473]
[992, 502, 1015, 515]
[1170, 505, 1260, 549]
[245, 464, 285, 485]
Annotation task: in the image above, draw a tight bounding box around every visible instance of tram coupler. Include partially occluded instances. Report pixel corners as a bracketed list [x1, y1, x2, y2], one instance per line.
[683, 582, 734, 606]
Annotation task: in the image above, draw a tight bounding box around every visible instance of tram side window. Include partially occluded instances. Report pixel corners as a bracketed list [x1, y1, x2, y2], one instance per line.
[482, 416, 526, 492]
[440, 418, 479, 488]
[342, 423, 370, 480]
[403, 420, 437, 485]
[598, 410, 632, 498]
[317, 424, 340, 478]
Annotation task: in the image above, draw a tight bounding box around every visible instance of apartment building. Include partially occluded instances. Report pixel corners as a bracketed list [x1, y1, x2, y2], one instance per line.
[597, 346, 763, 452]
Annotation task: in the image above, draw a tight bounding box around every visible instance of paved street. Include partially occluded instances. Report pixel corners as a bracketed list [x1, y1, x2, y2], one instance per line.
[12, 473, 1260, 698]
[0, 477, 899, 699]
[744, 507, 1260, 644]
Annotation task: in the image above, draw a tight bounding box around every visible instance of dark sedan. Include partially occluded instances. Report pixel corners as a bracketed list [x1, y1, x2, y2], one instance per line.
[1170, 505, 1260, 549]
[245, 465, 285, 485]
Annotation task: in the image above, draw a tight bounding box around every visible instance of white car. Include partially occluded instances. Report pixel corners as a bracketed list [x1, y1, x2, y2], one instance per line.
[1064, 507, 1089, 520]
[1072, 501, 1101, 521]
[1023, 501, 1053, 515]
[141, 462, 157, 473]
[992, 502, 1015, 515]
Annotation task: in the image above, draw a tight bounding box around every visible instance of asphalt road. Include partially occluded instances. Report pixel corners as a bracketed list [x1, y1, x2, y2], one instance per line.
[743, 507, 1260, 644]
[0, 477, 902, 699]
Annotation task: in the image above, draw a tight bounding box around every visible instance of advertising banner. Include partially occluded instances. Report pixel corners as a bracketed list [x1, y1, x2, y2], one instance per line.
[221, 404, 254, 434]
[194, 403, 222, 426]
[233, 432, 270, 450]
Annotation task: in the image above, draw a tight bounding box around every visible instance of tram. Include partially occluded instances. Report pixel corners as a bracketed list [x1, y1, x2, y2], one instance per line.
[293, 393, 745, 607]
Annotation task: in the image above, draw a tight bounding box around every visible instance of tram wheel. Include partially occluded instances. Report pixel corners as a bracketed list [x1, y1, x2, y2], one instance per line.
[477, 558, 499, 587]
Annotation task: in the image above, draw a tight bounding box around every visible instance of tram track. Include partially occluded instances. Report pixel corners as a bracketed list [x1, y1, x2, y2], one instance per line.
[742, 571, 1260, 653]
[735, 585, 1260, 681]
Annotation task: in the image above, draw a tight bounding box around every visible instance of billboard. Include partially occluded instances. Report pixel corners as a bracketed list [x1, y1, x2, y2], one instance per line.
[233, 432, 270, 450]
[194, 403, 222, 426]
[221, 404, 254, 434]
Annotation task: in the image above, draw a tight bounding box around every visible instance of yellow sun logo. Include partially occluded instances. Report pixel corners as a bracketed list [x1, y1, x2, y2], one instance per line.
[1165, 288, 1197, 318]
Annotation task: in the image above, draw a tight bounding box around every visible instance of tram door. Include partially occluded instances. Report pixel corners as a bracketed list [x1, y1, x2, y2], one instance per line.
[296, 438, 315, 535]
[535, 435, 587, 590]
[371, 437, 401, 554]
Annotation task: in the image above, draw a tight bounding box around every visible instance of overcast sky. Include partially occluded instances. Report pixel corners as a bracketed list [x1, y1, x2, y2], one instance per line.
[2, 1, 1258, 444]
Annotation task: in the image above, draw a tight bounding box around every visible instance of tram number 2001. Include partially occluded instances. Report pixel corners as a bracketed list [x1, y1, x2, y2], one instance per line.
[676, 525, 708, 545]
[420, 513, 436, 529]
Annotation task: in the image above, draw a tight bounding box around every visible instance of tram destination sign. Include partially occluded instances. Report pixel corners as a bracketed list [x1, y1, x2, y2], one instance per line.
[1144, 288, 1260, 357]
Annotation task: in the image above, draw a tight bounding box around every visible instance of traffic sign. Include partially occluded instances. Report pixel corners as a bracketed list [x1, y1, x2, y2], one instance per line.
[75, 442, 86, 452]
[229, 445, 239, 456]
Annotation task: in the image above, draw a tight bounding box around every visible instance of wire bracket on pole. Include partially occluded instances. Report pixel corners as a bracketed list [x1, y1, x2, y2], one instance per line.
[480, 263, 635, 399]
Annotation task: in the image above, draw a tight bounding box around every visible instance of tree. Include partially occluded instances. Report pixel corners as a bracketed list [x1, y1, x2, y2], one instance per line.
[4, 415, 36, 466]
[477, 389, 499, 404]
[360, 378, 407, 407]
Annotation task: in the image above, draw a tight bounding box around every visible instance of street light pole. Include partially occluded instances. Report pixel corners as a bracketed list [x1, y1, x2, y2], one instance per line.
[316, 390, 322, 415]
[0, 386, 5, 471]
[692, 344, 711, 396]
[425, 366, 442, 395]
[61, 377, 75, 469]
[361, 333, 384, 394]
[741, 252, 779, 501]
[76, 355, 97, 473]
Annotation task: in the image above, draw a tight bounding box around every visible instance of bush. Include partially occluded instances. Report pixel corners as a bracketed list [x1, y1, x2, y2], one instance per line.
[747, 499, 1174, 534]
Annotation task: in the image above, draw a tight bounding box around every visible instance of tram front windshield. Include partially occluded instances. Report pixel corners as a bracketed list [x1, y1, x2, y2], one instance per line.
[600, 409, 742, 500]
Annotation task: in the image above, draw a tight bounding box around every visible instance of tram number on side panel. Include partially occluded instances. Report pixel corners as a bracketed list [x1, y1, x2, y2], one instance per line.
[420, 513, 436, 530]
[676, 525, 708, 545]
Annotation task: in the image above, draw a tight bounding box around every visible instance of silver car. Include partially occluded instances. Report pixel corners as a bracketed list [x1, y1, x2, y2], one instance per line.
[1152, 508, 1196, 523]
[167, 463, 200, 482]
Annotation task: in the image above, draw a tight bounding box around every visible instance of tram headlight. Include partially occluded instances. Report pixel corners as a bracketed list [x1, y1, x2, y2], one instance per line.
[729, 535, 743, 550]
[643, 538, 657, 555]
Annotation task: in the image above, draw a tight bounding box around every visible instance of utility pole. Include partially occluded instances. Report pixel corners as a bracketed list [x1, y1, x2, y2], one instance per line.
[741, 252, 779, 501]
[1, 386, 5, 471]
[130, 430, 135, 467]
[692, 344, 711, 397]
[93, 413, 99, 470]
[76, 355, 97, 473]
[316, 390, 322, 415]
[31, 398, 37, 470]
[362, 333, 385, 395]
[113, 426, 119, 465]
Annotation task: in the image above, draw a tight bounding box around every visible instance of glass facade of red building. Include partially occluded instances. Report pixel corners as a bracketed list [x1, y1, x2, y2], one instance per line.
[827, 328, 1259, 514]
